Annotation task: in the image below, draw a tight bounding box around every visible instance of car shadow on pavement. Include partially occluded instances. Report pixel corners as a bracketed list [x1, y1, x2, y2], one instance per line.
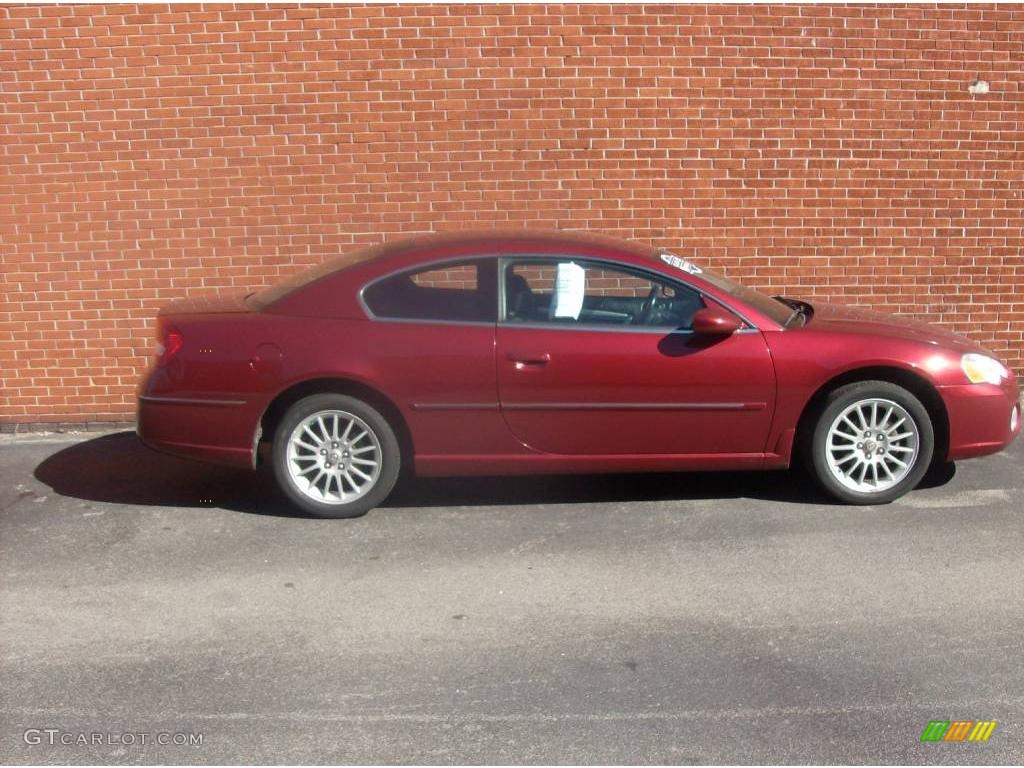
[33, 431, 955, 518]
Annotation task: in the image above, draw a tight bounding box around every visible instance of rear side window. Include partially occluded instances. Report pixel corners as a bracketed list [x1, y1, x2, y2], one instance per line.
[362, 259, 497, 323]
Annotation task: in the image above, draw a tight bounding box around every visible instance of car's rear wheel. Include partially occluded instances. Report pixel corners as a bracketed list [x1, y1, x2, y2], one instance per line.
[272, 393, 400, 518]
[809, 381, 934, 504]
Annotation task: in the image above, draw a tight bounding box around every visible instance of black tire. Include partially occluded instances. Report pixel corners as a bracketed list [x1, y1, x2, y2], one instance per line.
[807, 380, 934, 505]
[272, 393, 401, 518]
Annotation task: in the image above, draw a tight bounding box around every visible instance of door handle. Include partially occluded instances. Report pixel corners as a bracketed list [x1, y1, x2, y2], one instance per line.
[507, 351, 551, 368]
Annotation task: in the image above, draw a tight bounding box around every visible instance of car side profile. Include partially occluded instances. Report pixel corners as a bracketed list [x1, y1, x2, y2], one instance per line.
[137, 231, 1020, 517]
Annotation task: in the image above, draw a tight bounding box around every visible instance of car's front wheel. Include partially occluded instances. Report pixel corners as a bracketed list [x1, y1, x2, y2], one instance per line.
[809, 381, 934, 504]
[273, 393, 400, 518]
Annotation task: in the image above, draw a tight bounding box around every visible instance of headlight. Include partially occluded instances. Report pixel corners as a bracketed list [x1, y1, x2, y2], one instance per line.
[960, 353, 1009, 385]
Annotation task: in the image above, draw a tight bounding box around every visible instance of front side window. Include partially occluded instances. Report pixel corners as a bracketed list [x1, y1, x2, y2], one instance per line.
[503, 259, 706, 329]
[363, 259, 496, 322]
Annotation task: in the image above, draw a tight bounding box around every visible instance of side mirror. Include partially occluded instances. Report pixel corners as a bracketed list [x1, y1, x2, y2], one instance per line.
[692, 305, 743, 335]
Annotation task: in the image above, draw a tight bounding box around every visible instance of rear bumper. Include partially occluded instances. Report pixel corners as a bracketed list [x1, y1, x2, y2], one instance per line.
[939, 379, 1021, 461]
[136, 394, 258, 469]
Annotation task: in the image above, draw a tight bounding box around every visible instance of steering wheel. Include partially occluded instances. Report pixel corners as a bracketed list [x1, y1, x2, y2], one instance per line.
[638, 285, 660, 325]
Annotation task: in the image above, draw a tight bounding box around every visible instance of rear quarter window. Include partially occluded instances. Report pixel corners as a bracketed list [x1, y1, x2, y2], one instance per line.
[362, 260, 497, 323]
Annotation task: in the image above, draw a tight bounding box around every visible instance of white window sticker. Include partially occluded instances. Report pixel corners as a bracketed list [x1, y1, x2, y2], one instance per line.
[551, 262, 586, 319]
[660, 252, 703, 275]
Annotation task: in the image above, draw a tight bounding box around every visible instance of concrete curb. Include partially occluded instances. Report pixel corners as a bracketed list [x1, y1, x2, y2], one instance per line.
[0, 422, 135, 444]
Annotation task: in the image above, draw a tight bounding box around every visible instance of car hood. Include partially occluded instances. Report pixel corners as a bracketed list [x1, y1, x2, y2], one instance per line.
[804, 302, 985, 353]
[158, 292, 253, 316]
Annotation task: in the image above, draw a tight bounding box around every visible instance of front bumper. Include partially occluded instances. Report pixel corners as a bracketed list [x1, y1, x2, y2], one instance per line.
[939, 378, 1021, 461]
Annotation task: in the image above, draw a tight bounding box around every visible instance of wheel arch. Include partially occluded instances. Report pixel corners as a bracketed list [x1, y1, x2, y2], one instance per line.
[255, 377, 414, 471]
[795, 365, 950, 466]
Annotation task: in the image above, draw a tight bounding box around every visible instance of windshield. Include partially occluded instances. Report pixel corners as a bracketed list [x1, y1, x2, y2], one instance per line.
[694, 269, 794, 326]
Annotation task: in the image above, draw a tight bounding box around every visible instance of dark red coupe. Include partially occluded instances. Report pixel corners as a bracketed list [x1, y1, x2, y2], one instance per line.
[138, 231, 1020, 517]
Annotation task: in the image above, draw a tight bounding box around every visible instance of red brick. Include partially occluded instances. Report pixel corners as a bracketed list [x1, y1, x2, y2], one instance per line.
[2, 3, 1024, 424]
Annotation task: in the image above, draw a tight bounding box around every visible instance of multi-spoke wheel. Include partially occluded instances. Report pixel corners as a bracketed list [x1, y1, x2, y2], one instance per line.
[273, 393, 400, 518]
[809, 381, 934, 504]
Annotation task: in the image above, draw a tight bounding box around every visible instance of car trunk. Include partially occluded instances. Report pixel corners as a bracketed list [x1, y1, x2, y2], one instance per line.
[158, 292, 255, 316]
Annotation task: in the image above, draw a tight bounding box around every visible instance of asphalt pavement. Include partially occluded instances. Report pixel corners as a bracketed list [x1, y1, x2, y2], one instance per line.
[1, 431, 1022, 764]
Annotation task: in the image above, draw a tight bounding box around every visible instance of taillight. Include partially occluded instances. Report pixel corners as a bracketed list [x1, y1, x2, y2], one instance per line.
[156, 322, 184, 366]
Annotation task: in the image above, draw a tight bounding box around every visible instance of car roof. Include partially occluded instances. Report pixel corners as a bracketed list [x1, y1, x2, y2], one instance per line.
[252, 229, 663, 311]
[333, 229, 659, 268]
[257, 229, 787, 330]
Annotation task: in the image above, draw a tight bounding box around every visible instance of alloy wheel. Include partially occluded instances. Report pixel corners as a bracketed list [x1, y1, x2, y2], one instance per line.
[285, 409, 382, 504]
[824, 397, 920, 493]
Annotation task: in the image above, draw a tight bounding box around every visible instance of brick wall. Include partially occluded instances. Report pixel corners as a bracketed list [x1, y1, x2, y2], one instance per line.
[3, 3, 1023, 425]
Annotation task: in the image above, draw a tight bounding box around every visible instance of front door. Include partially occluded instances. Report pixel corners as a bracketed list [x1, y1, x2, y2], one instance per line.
[495, 257, 776, 456]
